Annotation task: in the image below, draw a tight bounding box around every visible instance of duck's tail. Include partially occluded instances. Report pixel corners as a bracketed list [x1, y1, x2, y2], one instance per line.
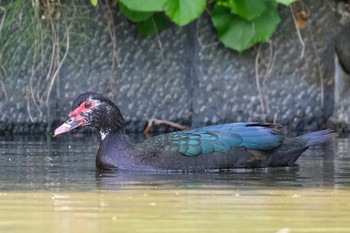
[298, 129, 338, 146]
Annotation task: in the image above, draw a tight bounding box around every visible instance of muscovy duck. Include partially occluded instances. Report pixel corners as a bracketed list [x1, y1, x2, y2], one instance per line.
[54, 92, 337, 171]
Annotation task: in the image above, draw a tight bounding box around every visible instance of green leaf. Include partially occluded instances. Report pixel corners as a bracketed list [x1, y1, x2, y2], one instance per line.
[211, 5, 255, 52]
[164, 0, 207, 26]
[90, 0, 98, 7]
[228, 0, 267, 21]
[254, 2, 281, 42]
[211, 2, 280, 52]
[275, 0, 296, 6]
[119, 0, 168, 12]
[136, 13, 169, 36]
[119, 3, 153, 23]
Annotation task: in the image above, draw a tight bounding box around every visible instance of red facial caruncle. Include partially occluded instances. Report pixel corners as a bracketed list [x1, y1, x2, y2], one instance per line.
[69, 100, 96, 123]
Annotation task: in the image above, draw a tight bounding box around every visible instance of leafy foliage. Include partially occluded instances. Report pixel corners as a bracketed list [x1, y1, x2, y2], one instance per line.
[136, 14, 170, 36]
[91, 0, 296, 52]
[164, 0, 207, 26]
[211, 1, 281, 51]
[222, 0, 267, 21]
[119, 2, 153, 23]
[275, 0, 297, 6]
[119, 0, 168, 12]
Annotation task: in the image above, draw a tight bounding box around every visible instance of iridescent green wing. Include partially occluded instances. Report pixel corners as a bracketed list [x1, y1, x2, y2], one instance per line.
[142, 122, 284, 157]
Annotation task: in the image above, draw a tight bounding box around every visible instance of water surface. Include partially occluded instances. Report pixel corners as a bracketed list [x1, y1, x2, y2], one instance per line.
[0, 134, 349, 233]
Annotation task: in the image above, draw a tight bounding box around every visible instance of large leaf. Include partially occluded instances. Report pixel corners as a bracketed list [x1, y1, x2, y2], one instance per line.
[164, 0, 207, 26]
[227, 0, 267, 21]
[254, 2, 281, 42]
[119, 0, 168, 12]
[136, 13, 169, 36]
[211, 2, 280, 52]
[275, 0, 296, 6]
[119, 2, 153, 23]
[211, 5, 255, 52]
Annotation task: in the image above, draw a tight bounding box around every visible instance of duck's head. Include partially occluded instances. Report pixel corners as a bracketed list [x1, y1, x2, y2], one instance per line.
[54, 92, 125, 137]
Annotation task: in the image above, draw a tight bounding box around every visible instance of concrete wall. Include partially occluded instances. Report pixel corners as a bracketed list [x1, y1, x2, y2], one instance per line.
[0, 1, 347, 134]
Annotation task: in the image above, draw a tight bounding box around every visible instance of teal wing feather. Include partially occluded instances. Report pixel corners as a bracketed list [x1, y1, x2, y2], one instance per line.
[143, 122, 284, 157]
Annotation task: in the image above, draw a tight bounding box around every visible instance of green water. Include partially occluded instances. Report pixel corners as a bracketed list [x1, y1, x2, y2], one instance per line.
[0, 134, 349, 233]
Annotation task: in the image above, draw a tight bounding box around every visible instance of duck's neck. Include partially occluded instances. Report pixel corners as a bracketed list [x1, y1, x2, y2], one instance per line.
[96, 131, 134, 170]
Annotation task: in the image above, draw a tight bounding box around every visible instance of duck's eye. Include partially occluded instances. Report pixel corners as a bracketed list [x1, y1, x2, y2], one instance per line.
[84, 102, 92, 109]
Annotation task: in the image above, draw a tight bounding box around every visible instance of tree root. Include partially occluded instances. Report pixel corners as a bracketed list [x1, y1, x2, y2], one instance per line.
[143, 118, 190, 138]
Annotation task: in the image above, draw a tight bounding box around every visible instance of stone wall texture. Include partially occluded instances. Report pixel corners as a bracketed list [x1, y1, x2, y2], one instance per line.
[0, 0, 348, 134]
